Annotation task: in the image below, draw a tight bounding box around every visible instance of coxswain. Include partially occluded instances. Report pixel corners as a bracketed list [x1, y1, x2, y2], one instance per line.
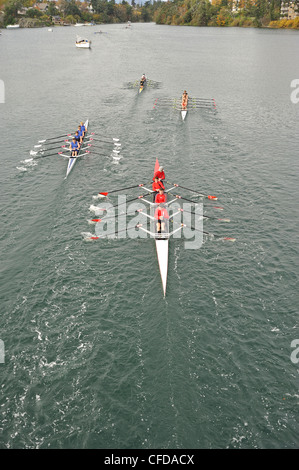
[155, 186, 167, 204]
[155, 204, 169, 234]
[69, 137, 79, 157]
[152, 175, 165, 202]
[154, 165, 165, 182]
[181, 90, 188, 109]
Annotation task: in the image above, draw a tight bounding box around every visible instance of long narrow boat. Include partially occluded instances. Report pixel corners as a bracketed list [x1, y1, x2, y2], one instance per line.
[139, 80, 146, 93]
[154, 158, 169, 296]
[66, 120, 88, 178]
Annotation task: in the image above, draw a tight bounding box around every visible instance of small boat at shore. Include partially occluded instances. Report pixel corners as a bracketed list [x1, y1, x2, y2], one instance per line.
[6, 24, 20, 29]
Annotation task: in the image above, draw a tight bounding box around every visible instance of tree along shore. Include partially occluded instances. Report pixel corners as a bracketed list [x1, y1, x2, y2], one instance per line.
[1, 0, 298, 30]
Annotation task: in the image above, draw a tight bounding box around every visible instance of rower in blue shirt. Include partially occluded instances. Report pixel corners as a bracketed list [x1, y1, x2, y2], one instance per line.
[74, 131, 81, 145]
[77, 125, 83, 145]
[80, 121, 86, 135]
[69, 137, 79, 157]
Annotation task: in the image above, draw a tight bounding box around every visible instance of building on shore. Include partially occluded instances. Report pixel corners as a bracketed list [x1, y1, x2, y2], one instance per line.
[280, 1, 299, 19]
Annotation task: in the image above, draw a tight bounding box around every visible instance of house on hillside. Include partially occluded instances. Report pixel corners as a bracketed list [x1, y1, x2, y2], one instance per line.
[280, 1, 299, 19]
[17, 7, 29, 15]
[34, 3, 49, 13]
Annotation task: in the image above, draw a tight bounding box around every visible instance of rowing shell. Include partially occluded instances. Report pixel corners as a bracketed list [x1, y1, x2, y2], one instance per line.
[155, 238, 168, 297]
[154, 158, 169, 297]
[66, 119, 88, 178]
[181, 109, 187, 121]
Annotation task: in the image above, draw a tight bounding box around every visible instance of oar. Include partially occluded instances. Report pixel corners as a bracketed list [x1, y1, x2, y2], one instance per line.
[83, 226, 134, 241]
[94, 193, 151, 211]
[170, 220, 235, 242]
[34, 151, 62, 159]
[97, 182, 151, 197]
[178, 208, 230, 222]
[189, 105, 216, 109]
[166, 182, 217, 200]
[90, 149, 120, 157]
[190, 98, 216, 102]
[88, 210, 129, 223]
[34, 139, 69, 148]
[35, 134, 93, 149]
[38, 133, 73, 143]
[89, 133, 120, 143]
[34, 144, 69, 153]
[190, 225, 235, 241]
[89, 138, 121, 147]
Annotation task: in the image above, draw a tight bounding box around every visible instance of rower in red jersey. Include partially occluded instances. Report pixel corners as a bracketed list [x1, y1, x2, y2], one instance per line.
[155, 204, 169, 233]
[152, 176, 165, 202]
[181, 90, 188, 109]
[154, 165, 165, 182]
[155, 186, 167, 204]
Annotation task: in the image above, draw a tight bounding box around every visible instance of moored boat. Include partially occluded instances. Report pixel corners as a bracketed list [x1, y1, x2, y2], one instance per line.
[76, 36, 91, 48]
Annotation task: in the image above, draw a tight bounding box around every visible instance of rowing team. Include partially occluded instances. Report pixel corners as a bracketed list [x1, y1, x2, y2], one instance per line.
[181, 90, 188, 109]
[69, 122, 87, 156]
[152, 165, 169, 234]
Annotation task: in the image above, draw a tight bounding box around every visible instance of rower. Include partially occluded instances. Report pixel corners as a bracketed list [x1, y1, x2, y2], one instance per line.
[152, 176, 165, 202]
[140, 74, 146, 86]
[155, 186, 167, 204]
[154, 165, 165, 182]
[80, 121, 86, 137]
[69, 137, 79, 157]
[74, 131, 81, 145]
[77, 125, 83, 145]
[181, 90, 188, 109]
[155, 204, 169, 234]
